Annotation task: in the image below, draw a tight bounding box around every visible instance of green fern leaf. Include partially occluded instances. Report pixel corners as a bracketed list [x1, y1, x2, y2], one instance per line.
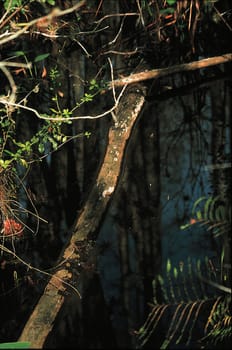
[0, 342, 30, 349]
[191, 196, 207, 216]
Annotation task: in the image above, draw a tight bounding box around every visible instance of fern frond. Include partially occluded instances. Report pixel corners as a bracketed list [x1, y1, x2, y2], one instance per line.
[181, 196, 231, 238]
[191, 196, 208, 215]
[201, 299, 232, 348]
[164, 303, 192, 348]
[186, 300, 205, 346]
[137, 304, 169, 347]
[176, 301, 198, 345]
[204, 296, 222, 334]
[136, 258, 231, 349]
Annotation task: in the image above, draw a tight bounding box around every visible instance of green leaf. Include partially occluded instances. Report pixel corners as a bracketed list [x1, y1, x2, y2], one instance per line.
[215, 205, 225, 221]
[0, 342, 30, 349]
[34, 53, 50, 62]
[180, 223, 190, 230]
[204, 197, 213, 221]
[38, 143, 45, 153]
[166, 259, 171, 274]
[50, 108, 58, 113]
[208, 196, 220, 221]
[0, 159, 12, 169]
[48, 136, 58, 149]
[166, 0, 176, 5]
[10, 50, 26, 57]
[192, 196, 207, 216]
[90, 79, 96, 85]
[3, 149, 14, 156]
[160, 8, 175, 15]
[62, 108, 72, 117]
[157, 274, 164, 286]
[84, 131, 91, 138]
[160, 339, 170, 349]
[173, 267, 178, 279]
[89, 79, 99, 90]
[19, 158, 28, 168]
[3, 0, 22, 11]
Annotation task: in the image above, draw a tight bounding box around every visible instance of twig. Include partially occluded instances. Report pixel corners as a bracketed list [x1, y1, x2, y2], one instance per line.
[0, 243, 81, 298]
[0, 60, 127, 122]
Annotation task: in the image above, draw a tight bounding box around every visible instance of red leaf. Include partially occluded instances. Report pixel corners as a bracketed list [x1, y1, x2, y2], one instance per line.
[13, 68, 26, 76]
[42, 66, 47, 78]
[3, 219, 24, 237]
[57, 90, 64, 97]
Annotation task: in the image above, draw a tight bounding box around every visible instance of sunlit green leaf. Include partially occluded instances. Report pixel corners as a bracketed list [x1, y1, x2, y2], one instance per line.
[38, 143, 45, 153]
[180, 223, 191, 230]
[84, 131, 91, 138]
[19, 158, 28, 168]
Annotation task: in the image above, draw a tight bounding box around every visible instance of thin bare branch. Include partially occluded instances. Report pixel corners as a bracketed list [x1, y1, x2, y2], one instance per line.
[213, 5, 232, 31]
[0, 66, 17, 104]
[94, 12, 139, 26]
[0, 57, 127, 123]
[101, 49, 138, 56]
[0, 244, 81, 298]
[0, 0, 13, 25]
[0, 61, 32, 68]
[108, 16, 125, 46]
[0, 88, 126, 121]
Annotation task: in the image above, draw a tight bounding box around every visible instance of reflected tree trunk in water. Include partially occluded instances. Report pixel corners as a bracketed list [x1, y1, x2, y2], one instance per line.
[114, 101, 161, 345]
[210, 79, 231, 287]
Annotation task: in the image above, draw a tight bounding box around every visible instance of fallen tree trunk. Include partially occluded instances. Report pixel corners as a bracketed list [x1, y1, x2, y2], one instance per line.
[18, 83, 147, 348]
[109, 53, 232, 87]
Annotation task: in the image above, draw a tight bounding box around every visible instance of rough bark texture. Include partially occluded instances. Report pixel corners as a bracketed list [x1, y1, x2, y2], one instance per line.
[18, 83, 147, 348]
[110, 53, 232, 87]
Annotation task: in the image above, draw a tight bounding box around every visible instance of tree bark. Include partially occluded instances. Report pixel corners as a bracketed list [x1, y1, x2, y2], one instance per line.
[110, 53, 232, 87]
[18, 83, 147, 348]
